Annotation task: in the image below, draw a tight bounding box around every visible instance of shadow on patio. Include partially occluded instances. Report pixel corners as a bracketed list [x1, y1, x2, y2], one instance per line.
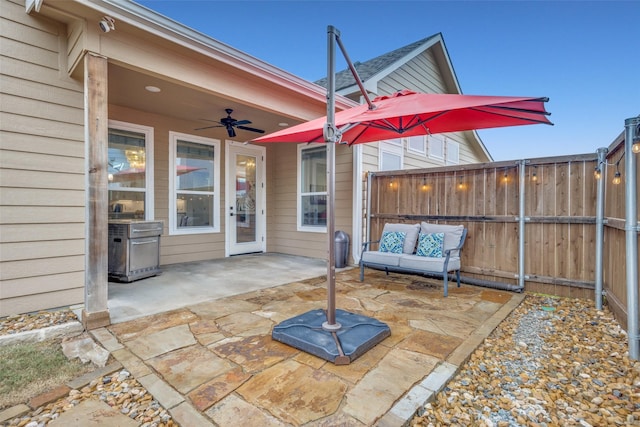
[94, 259, 523, 426]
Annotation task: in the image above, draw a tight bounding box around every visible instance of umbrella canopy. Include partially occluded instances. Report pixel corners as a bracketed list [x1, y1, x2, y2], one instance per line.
[252, 89, 552, 145]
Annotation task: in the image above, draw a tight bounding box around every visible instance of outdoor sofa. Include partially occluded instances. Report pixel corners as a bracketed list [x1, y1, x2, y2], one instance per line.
[360, 222, 467, 297]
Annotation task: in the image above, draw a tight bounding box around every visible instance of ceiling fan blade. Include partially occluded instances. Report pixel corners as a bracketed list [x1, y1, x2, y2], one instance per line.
[194, 124, 223, 130]
[236, 125, 265, 134]
[232, 120, 251, 126]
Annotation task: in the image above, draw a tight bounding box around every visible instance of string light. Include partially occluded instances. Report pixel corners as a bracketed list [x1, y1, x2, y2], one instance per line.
[531, 166, 538, 182]
[457, 176, 465, 190]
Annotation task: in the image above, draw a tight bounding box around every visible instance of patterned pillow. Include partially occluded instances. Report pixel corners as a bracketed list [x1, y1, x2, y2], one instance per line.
[379, 231, 406, 254]
[416, 232, 445, 257]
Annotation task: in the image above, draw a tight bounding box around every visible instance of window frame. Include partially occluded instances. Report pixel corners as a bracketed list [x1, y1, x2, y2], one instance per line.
[379, 139, 404, 171]
[297, 143, 327, 233]
[446, 139, 460, 165]
[168, 131, 221, 235]
[428, 134, 446, 162]
[107, 120, 154, 220]
[406, 135, 427, 156]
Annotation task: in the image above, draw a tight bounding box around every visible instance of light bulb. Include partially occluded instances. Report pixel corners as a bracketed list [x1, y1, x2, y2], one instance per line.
[633, 142, 640, 154]
[594, 167, 602, 180]
[613, 171, 621, 185]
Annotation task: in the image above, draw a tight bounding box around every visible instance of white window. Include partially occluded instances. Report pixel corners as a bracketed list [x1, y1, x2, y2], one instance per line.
[298, 144, 327, 232]
[446, 140, 460, 165]
[169, 132, 220, 235]
[406, 135, 427, 156]
[379, 140, 404, 171]
[428, 134, 445, 161]
[108, 121, 154, 220]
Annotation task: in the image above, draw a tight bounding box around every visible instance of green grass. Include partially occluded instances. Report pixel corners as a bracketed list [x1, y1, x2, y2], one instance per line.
[0, 340, 93, 409]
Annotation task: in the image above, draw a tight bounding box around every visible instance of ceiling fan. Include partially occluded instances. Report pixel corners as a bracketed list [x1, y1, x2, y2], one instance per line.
[195, 108, 265, 138]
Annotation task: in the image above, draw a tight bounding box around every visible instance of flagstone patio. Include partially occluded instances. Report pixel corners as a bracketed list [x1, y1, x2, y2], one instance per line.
[92, 267, 523, 426]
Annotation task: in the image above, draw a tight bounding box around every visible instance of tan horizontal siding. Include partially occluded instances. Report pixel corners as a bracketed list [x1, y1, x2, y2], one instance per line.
[0, 146, 84, 173]
[0, 187, 84, 206]
[0, 206, 84, 224]
[1, 287, 84, 317]
[1, 240, 84, 262]
[0, 223, 85, 243]
[1, 74, 84, 108]
[0, 169, 84, 190]
[1, 255, 84, 281]
[0, 131, 84, 158]
[1, 112, 83, 141]
[0, 31, 59, 70]
[1, 0, 84, 319]
[1, 271, 84, 299]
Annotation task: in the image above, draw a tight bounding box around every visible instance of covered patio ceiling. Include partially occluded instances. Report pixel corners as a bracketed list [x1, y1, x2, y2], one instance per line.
[107, 63, 304, 142]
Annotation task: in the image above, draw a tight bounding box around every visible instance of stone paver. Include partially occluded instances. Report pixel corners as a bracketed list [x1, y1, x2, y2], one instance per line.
[398, 329, 463, 359]
[109, 308, 198, 341]
[89, 327, 123, 351]
[98, 268, 520, 426]
[66, 361, 123, 390]
[0, 404, 30, 424]
[343, 348, 439, 425]
[136, 373, 184, 409]
[237, 359, 348, 425]
[169, 401, 214, 427]
[110, 348, 152, 378]
[188, 367, 252, 411]
[148, 345, 233, 394]
[47, 399, 138, 426]
[209, 334, 298, 373]
[126, 324, 196, 360]
[27, 385, 70, 410]
[206, 394, 291, 427]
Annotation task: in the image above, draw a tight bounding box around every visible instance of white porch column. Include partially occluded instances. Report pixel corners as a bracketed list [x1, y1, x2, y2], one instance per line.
[83, 52, 110, 329]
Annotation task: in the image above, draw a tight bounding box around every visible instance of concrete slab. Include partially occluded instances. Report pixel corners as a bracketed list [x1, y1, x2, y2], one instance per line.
[108, 253, 327, 323]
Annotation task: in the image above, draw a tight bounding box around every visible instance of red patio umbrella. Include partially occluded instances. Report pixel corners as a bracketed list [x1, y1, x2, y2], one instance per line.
[256, 26, 552, 365]
[253, 89, 552, 145]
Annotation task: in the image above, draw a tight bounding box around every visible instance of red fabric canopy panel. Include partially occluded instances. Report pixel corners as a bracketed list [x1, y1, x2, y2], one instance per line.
[253, 90, 552, 145]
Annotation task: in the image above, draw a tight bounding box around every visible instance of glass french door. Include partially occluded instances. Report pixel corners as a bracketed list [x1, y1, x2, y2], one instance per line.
[226, 142, 265, 255]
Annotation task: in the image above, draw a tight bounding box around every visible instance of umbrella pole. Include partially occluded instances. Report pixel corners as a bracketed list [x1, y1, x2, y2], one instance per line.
[323, 25, 340, 331]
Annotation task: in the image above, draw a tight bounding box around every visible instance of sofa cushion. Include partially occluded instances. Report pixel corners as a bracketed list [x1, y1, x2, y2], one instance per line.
[379, 231, 406, 254]
[420, 223, 464, 256]
[399, 254, 461, 272]
[416, 232, 444, 258]
[362, 251, 402, 267]
[382, 223, 420, 254]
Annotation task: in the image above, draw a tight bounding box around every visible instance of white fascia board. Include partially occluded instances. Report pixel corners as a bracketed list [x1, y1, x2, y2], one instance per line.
[69, 0, 355, 111]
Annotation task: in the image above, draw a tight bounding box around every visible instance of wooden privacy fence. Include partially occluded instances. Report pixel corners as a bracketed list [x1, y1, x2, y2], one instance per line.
[366, 141, 639, 323]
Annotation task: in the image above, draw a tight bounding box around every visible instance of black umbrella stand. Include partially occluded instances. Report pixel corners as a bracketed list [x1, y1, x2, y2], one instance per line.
[272, 26, 390, 365]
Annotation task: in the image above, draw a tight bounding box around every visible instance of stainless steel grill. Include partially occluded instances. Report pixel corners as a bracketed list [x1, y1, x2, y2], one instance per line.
[108, 220, 162, 282]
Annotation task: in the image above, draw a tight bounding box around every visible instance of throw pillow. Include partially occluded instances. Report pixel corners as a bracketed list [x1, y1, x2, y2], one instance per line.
[416, 232, 445, 257]
[379, 231, 406, 254]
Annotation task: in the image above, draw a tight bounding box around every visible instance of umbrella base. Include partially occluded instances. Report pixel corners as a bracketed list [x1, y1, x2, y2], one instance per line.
[272, 309, 390, 365]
